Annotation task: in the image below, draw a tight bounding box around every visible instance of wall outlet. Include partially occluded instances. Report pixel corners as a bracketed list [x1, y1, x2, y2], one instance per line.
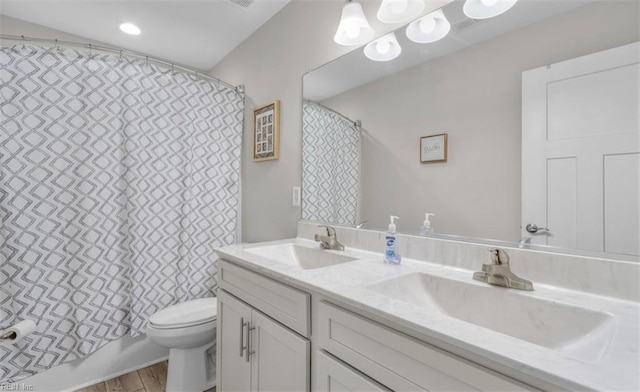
[292, 186, 301, 207]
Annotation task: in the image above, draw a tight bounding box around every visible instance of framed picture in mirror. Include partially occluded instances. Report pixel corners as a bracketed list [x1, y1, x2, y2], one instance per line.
[253, 100, 280, 161]
[420, 133, 448, 163]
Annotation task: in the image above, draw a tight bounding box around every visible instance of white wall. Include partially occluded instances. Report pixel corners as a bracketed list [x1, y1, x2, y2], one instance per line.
[210, 0, 453, 243]
[0, 15, 110, 46]
[320, 1, 639, 241]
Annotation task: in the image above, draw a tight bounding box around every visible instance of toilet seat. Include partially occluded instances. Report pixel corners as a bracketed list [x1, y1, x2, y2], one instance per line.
[149, 298, 217, 329]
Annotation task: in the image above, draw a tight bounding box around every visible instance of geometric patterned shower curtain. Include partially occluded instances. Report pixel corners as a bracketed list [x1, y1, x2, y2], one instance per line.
[301, 101, 360, 226]
[0, 45, 243, 382]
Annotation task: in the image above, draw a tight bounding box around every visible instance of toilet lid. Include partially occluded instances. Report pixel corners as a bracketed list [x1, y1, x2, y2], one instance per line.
[149, 298, 217, 329]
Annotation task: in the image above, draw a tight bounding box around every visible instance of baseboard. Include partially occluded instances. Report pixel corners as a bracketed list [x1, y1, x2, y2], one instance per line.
[68, 356, 169, 392]
[21, 334, 169, 392]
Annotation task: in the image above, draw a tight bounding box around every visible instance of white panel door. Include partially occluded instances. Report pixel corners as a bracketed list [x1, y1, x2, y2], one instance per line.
[218, 288, 311, 392]
[218, 290, 252, 392]
[604, 153, 640, 255]
[522, 42, 640, 256]
[251, 310, 310, 392]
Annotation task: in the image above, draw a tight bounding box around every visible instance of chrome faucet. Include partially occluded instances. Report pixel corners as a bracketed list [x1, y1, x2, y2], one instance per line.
[314, 225, 345, 251]
[473, 248, 533, 291]
[518, 236, 533, 248]
[355, 220, 367, 229]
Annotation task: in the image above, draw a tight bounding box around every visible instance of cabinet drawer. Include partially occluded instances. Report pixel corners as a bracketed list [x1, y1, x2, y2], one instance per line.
[318, 301, 535, 392]
[218, 259, 310, 337]
[316, 350, 391, 392]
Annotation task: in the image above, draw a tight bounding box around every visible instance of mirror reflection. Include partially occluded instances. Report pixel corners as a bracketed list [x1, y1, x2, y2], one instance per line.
[302, 0, 639, 259]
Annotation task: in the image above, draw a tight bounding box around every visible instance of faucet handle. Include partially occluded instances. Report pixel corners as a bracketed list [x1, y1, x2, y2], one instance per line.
[319, 225, 337, 238]
[488, 248, 509, 265]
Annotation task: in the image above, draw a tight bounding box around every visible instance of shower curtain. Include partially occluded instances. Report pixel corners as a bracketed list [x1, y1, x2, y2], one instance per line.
[0, 45, 243, 382]
[301, 102, 360, 226]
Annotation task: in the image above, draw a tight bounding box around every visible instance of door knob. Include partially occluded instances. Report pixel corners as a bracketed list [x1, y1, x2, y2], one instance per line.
[525, 223, 549, 234]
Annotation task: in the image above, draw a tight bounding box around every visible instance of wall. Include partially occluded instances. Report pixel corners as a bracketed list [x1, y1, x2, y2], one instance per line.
[210, 0, 454, 243]
[320, 1, 639, 241]
[0, 15, 169, 390]
[0, 15, 110, 46]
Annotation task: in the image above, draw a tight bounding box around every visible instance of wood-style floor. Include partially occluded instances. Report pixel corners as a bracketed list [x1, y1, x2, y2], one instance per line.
[77, 361, 216, 392]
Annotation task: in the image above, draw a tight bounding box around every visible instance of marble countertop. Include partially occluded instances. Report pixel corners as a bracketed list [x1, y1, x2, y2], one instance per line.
[215, 238, 640, 391]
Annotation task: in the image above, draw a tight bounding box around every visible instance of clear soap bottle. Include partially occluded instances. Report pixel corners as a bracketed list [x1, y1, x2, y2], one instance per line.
[420, 213, 435, 236]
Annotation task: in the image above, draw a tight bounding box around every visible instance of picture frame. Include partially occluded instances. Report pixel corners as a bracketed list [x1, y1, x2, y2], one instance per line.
[420, 133, 448, 163]
[253, 100, 280, 161]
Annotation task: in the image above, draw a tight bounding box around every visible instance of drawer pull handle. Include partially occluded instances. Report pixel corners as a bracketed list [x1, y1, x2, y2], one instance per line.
[246, 323, 255, 362]
[239, 317, 248, 358]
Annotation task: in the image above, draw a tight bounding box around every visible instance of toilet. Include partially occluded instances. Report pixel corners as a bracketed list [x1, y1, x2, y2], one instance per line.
[146, 298, 217, 392]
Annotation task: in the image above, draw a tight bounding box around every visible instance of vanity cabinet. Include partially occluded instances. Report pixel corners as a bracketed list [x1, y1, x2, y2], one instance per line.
[316, 301, 535, 392]
[217, 259, 311, 392]
[217, 290, 310, 391]
[217, 258, 535, 392]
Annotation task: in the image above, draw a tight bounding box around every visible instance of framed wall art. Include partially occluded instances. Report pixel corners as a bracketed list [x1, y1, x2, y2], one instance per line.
[253, 100, 280, 161]
[420, 133, 448, 163]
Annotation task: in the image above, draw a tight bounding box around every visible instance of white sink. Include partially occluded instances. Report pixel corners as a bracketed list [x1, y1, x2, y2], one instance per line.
[366, 272, 617, 361]
[245, 243, 358, 270]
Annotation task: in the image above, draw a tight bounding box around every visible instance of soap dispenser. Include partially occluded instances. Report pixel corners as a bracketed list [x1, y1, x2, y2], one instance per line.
[420, 213, 435, 236]
[384, 216, 401, 264]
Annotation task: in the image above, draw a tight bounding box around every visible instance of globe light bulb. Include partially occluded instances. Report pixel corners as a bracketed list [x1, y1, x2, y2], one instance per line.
[346, 24, 360, 39]
[463, 0, 518, 20]
[419, 16, 436, 33]
[334, 1, 374, 46]
[364, 32, 401, 61]
[377, 0, 424, 24]
[377, 39, 391, 54]
[390, 0, 408, 14]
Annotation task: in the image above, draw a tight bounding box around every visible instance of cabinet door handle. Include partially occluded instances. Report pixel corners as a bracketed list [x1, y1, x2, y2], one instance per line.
[246, 323, 255, 363]
[239, 317, 248, 358]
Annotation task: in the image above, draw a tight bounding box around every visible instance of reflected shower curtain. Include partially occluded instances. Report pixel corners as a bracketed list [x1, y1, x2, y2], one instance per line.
[302, 102, 360, 225]
[0, 45, 243, 381]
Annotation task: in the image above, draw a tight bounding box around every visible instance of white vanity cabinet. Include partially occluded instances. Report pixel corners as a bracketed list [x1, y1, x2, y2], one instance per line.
[217, 258, 536, 392]
[216, 260, 311, 392]
[316, 301, 536, 392]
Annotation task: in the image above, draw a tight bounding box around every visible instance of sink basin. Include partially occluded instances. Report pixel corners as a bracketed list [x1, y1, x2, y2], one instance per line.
[245, 243, 357, 270]
[366, 272, 616, 361]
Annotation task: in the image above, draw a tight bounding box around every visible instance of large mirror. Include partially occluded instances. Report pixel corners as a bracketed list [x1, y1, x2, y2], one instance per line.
[302, 0, 639, 259]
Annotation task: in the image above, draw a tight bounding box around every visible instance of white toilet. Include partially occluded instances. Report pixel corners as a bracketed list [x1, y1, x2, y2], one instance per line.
[146, 297, 217, 392]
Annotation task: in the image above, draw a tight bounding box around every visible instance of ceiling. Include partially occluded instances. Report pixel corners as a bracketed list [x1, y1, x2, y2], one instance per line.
[0, 0, 290, 71]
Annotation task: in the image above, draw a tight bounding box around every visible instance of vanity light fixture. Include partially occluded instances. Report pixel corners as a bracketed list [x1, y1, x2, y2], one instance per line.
[364, 32, 402, 62]
[406, 9, 450, 43]
[462, 0, 518, 20]
[377, 0, 425, 24]
[334, 0, 374, 46]
[119, 22, 141, 35]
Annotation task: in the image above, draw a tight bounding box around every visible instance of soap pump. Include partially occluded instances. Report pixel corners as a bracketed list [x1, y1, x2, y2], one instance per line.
[384, 216, 401, 264]
[420, 213, 435, 236]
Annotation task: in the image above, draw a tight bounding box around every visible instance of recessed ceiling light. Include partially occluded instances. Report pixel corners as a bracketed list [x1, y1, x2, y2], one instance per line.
[119, 23, 141, 36]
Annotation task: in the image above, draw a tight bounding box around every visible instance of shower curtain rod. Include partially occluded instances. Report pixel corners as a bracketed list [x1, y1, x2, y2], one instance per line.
[0, 34, 243, 94]
[304, 99, 361, 129]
